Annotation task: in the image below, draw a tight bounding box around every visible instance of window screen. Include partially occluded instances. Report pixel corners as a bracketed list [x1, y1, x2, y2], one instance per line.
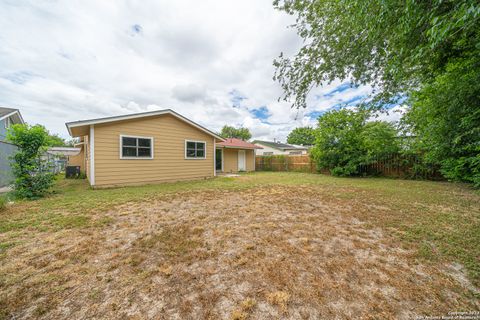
[185, 141, 206, 159]
[121, 136, 152, 158]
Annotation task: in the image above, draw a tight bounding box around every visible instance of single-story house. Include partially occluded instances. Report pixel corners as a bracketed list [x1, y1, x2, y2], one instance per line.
[0, 107, 25, 187]
[65, 109, 260, 188]
[252, 140, 309, 156]
[216, 138, 262, 173]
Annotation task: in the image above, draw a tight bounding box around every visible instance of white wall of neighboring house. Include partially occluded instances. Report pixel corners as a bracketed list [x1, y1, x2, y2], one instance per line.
[286, 149, 308, 155]
[254, 143, 308, 156]
[255, 144, 286, 155]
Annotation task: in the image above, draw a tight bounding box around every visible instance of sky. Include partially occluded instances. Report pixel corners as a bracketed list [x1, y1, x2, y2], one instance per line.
[0, 0, 404, 141]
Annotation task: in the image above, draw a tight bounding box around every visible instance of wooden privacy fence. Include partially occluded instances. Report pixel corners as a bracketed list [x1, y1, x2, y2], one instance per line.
[358, 153, 420, 178]
[256, 153, 441, 179]
[358, 153, 442, 179]
[255, 155, 317, 173]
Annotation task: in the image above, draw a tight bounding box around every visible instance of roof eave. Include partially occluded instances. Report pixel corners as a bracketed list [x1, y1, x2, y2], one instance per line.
[0, 110, 24, 124]
[65, 109, 225, 141]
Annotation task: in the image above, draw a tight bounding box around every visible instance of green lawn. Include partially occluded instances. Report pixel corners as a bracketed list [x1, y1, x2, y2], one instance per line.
[0, 172, 479, 318]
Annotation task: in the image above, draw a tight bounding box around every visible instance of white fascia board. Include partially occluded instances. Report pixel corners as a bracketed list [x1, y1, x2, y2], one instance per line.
[66, 109, 225, 141]
[0, 110, 24, 124]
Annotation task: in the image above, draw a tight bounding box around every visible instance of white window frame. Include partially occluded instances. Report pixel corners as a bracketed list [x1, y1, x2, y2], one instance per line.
[4, 117, 10, 129]
[119, 134, 154, 160]
[185, 139, 207, 160]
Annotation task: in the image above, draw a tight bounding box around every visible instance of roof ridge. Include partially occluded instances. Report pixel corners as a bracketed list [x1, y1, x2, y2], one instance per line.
[65, 109, 224, 141]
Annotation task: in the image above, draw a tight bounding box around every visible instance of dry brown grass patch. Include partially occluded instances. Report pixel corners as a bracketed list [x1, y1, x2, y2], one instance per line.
[266, 291, 290, 313]
[0, 182, 478, 319]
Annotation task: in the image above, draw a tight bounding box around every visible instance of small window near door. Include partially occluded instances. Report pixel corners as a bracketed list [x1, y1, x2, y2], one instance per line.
[185, 140, 206, 159]
[120, 136, 153, 159]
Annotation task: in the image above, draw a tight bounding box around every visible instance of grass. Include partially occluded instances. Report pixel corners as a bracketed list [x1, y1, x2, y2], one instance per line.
[0, 195, 6, 212]
[0, 172, 479, 318]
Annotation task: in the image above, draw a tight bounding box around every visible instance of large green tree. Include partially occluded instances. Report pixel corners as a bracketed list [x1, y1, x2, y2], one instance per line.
[403, 56, 480, 186]
[311, 109, 399, 176]
[287, 126, 316, 145]
[274, 0, 480, 186]
[273, 0, 480, 109]
[220, 125, 252, 140]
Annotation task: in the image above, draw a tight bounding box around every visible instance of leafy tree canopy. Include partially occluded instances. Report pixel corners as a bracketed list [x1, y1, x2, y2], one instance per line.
[287, 126, 316, 145]
[46, 132, 74, 147]
[361, 121, 400, 158]
[403, 56, 480, 186]
[311, 109, 399, 176]
[220, 125, 252, 140]
[274, 0, 480, 109]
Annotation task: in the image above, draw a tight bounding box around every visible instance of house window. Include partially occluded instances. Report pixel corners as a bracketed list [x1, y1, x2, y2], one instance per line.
[185, 140, 206, 159]
[289, 151, 302, 155]
[263, 152, 273, 155]
[120, 136, 153, 159]
[4, 117, 10, 129]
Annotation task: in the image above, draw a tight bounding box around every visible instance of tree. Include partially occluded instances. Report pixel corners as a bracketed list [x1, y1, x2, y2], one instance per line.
[403, 56, 480, 186]
[273, 0, 480, 109]
[286, 127, 315, 145]
[311, 109, 368, 176]
[46, 132, 74, 147]
[311, 109, 399, 176]
[273, 0, 480, 186]
[7, 124, 55, 199]
[220, 125, 252, 140]
[361, 121, 400, 159]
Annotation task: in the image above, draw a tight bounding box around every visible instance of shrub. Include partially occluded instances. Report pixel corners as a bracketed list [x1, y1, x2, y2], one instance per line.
[7, 124, 55, 199]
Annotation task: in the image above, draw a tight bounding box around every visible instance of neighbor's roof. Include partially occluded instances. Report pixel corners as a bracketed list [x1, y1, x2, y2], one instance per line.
[251, 140, 308, 151]
[0, 107, 25, 124]
[217, 138, 263, 149]
[47, 147, 81, 156]
[65, 109, 225, 141]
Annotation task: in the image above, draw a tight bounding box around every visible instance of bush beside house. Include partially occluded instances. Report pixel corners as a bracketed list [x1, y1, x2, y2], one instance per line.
[7, 124, 55, 199]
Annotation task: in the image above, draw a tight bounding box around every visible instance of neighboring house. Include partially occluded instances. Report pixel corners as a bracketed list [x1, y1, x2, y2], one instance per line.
[65, 109, 258, 188]
[252, 140, 309, 156]
[0, 107, 25, 187]
[43, 147, 82, 174]
[216, 138, 262, 173]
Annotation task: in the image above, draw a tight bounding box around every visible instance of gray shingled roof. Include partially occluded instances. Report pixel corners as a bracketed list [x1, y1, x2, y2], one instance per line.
[0, 107, 17, 118]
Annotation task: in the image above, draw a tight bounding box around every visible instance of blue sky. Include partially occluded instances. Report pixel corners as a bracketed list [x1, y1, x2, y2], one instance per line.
[0, 1, 404, 141]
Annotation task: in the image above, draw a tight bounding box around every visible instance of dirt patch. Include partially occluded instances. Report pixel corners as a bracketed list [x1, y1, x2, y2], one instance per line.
[1, 185, 478, 319]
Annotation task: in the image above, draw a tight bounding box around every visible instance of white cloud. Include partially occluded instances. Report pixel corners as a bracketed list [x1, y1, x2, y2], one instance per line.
[371, 105, 408, 123]
[0, 0, 384, 141]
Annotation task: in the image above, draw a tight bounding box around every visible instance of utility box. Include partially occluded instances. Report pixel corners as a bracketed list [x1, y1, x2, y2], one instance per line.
[65, 166, 81, 178]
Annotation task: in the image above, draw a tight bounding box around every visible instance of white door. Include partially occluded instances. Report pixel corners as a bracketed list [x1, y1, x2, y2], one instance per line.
[238, 150, 246, 171]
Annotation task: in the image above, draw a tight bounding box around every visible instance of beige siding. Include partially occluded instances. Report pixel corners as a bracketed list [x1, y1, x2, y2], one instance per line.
[221, 148, 255, 173]
[93, 114, 215, 187]
[68, 147, 85, 173]
[223, 148, 238, 173]
[246, 149, 255, 171]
